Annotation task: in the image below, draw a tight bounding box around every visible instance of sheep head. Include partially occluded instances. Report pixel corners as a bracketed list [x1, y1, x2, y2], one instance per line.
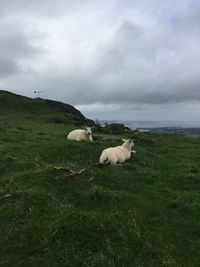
[121, 139, 134, 150]
[84, 127, 92, 136]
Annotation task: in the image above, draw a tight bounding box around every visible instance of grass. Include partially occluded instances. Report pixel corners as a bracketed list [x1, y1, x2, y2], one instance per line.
[0, 113, 200, 266]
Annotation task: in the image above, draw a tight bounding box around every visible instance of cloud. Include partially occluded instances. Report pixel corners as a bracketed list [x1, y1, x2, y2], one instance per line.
[0, 0, 200, 120]
[0, 0, 79, 18]
[0, 19, 44, 78]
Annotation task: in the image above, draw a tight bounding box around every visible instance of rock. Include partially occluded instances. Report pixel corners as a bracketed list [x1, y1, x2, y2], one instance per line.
[104, 123, 126, 134]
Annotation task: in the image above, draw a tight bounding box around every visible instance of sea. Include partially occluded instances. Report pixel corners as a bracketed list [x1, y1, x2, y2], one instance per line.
[99, 120, 200, 136]
[100, 120, 200, 129]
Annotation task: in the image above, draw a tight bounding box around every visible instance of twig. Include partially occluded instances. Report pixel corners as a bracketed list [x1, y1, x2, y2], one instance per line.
[49, 166, 86, 179]
[88, 175, 97, 182]
[0, 191, 28, 200]
[65, 168, 86, 177]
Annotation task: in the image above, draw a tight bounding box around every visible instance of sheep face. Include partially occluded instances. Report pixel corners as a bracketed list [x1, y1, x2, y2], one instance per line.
[122, 139, 134, 148]
[85, 127, 92, 136]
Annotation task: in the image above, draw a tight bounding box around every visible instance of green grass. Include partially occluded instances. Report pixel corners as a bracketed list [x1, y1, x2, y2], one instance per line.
[0, 114, 200, 266]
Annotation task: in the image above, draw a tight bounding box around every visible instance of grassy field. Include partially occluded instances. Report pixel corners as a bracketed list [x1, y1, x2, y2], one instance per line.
[0, 111, 200, 266]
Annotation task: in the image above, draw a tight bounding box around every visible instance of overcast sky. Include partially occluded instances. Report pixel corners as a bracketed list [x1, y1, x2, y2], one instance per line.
[0, 0, 200, 121]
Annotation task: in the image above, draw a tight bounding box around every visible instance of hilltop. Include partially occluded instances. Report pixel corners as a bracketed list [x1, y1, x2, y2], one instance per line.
[0, 90, 94, 126]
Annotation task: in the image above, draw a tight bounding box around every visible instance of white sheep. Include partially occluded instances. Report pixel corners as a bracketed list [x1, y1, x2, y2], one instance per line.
[99, 139, 136, 165]
[67, 127, 93, 142]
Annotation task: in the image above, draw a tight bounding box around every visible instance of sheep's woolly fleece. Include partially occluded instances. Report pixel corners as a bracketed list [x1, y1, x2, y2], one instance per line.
[100, 139, 136, 165]
[67, 127, 93, 142]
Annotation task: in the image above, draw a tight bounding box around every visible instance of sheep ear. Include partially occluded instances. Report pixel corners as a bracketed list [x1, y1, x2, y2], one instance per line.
[122, 138, 126, 142]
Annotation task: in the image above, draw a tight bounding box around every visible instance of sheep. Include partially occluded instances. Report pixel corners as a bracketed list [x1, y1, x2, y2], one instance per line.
[67, 127, 93, 142]
[99, 139, 136, 165]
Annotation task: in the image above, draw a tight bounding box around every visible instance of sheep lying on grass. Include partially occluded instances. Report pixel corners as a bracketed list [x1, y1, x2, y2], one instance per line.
[100, 139, 136, 165]
[67, 127, 93, 142]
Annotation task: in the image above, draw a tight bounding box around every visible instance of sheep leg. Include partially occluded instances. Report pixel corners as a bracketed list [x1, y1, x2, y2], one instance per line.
[116, 163, 123, 166]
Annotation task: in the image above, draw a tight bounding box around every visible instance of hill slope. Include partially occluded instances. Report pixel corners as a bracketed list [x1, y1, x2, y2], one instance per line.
[0, 91, 200, 266]
[0, 90, 94, 125]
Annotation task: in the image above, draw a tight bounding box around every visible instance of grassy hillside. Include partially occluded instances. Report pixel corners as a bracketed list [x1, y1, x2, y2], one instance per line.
[0, 90, 94, 126]
[0, 92, 200, 266]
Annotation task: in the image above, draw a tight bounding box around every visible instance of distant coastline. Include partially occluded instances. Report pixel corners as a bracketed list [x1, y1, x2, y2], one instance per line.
[99, 120, 200, 137]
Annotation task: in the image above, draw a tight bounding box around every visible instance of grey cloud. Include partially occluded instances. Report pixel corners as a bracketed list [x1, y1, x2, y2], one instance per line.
[0, 59, 18, 78]
[0, 20, 44, 77]
[0, 0, 200, 121]
[0, 0, 89, 18]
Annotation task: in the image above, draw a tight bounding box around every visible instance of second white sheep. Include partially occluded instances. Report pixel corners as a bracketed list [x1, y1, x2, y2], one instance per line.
[99, 139, 136, 165]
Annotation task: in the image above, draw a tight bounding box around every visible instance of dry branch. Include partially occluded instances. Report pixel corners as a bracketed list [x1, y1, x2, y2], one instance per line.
[49, 166, 86, 179]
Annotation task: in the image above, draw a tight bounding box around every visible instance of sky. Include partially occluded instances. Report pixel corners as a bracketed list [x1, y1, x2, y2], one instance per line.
[0, 0, 200, 121]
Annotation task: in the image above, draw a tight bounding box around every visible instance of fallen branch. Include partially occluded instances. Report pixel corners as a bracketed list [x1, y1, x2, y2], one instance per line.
[49, 166, 86, 179]
[64, 169, 86, 178]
